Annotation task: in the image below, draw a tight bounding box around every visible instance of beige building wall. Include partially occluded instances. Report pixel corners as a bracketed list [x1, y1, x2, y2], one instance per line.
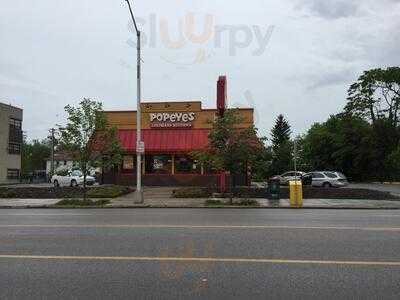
[0, 102, 23, 184]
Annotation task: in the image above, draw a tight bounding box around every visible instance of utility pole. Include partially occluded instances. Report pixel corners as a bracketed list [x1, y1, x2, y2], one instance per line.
[50, 128, 55, 177]
[125, 0, 144, 203]
[293, 138, 298, 181]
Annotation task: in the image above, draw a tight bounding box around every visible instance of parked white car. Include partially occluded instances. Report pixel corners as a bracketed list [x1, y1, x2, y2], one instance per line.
[51, 170, 96, 187]
[271, 171, 305, 185]
[305, 171, 349, 188]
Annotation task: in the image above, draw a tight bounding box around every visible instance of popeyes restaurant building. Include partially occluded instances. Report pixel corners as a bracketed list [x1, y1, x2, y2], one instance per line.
[103, 77, 254, 187]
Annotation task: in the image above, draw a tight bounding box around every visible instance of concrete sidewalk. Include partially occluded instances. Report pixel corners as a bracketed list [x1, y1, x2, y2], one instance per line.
[109, 195, 400, 209]
[0, 199, 60, 208]
[1, 196, 400, 208]
[108, 194, 400, 209]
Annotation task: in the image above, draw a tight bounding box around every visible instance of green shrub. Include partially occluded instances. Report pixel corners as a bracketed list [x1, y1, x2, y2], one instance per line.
[85, 185, 132, 198]
[0, 185, 132, 199]
[232, 187, 270, 198]
[0, 189, 18, 198]
[236, 199, 260, 206]
[205, 199, 224, 206]
[205, 199, 259, 206]
[173, 187, 212, 198]
[55, 199, 110, 207]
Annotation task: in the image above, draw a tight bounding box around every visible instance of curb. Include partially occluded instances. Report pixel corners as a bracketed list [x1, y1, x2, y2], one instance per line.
[1, 205, 400, 210]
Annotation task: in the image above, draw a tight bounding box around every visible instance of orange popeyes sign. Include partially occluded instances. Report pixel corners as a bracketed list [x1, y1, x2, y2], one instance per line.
[149, 112, 196, 128]
[105, 101, 253, 130]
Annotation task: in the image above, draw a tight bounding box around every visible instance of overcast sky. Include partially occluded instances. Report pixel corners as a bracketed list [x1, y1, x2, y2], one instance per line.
[1, 0, 399, 141]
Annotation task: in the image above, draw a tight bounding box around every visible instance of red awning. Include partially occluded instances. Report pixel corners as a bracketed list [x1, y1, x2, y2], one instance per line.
[118, 129, 210, 153]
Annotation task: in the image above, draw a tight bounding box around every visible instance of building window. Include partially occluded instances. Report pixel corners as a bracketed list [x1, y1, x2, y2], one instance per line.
[7, 169, 20, 180]
[8, 142, 21, 154]
[145, 155, 172, 174]
[8, 118, 22, 154]
[122, 155, 135, 172]
[9, 118, 22, 130]
[175, 155, 200, 174]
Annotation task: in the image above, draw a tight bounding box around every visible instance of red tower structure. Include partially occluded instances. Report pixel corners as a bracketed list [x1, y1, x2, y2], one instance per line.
[217, 75, 228, 193]
[217, 75, 227, 117]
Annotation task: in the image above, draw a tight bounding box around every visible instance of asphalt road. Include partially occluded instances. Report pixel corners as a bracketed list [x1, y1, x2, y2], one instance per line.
[1, 209, 400, 300]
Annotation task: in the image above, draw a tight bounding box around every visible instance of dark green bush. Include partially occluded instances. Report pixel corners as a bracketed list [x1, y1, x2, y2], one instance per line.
[236, 199, 260, 206]
[232, 187, 270, 198]
[205, 199, 259, 206]
[85, 185, 132, 198]
[205, 199, 224, 206]
[55, 199, 110, 206]
[0, 189, 18, 198]
[0, 185, 133, 199]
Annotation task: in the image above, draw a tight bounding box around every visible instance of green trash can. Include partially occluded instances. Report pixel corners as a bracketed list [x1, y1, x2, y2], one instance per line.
[268, 178, 280, 200]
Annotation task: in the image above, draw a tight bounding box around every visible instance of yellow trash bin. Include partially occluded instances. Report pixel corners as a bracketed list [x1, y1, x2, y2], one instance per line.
[289, 180, 303, 208]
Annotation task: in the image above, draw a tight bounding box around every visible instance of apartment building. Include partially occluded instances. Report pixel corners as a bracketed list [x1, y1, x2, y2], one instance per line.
[0, 102, 23, 184]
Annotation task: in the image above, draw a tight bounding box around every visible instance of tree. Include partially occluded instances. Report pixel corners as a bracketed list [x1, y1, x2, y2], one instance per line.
[21, 138, 51, 176]
[271, 114, 291, 147]
[385, 145, 400, 181]
[302, 114, 378, 181]
[192, 109, 264, 199]
[249, 144, 273, 181]
[93, 126, 124, 183]
[346, 67, 400, 127]
[370, 118, 400, 180]
[345, 67, 400, 180]
[59, 98, 123, 198]
[270, 114, 292, 174]
[292, 135, 311, 172]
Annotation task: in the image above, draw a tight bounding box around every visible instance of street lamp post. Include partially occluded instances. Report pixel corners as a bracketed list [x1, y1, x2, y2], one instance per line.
[125, 0, 143, 203]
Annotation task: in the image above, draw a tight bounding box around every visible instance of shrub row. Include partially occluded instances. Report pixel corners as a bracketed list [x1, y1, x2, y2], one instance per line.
[0, 185, 133, 199]
[55, 199, 111, 207]
[234, 187, 400, 200]
[173, 186, 399, 200]
[205, 199, 259, 206]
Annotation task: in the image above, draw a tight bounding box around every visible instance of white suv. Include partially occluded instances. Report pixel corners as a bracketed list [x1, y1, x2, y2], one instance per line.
[306, 171, 349, 188]
[51, 170, 96, 187]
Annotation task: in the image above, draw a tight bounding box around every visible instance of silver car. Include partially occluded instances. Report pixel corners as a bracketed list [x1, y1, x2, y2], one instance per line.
[272, 171, 305, 185]
[306, 171, 349, 188]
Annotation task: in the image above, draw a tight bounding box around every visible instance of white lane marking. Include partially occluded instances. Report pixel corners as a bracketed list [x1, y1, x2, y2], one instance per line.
[0, 254, 399, 266]
[0, 224, 399, 231]
[0, 214, 93, 216]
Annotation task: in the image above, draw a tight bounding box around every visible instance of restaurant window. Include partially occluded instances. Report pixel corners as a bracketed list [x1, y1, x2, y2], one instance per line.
[7, 169, 20, 180]
[175, 155, 201, 174]
[145, 155, 172, 174]
[122, 155, 135, 172]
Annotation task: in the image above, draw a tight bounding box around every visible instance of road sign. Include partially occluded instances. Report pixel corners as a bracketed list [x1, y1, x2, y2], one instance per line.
[137, 141, 145, 154]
